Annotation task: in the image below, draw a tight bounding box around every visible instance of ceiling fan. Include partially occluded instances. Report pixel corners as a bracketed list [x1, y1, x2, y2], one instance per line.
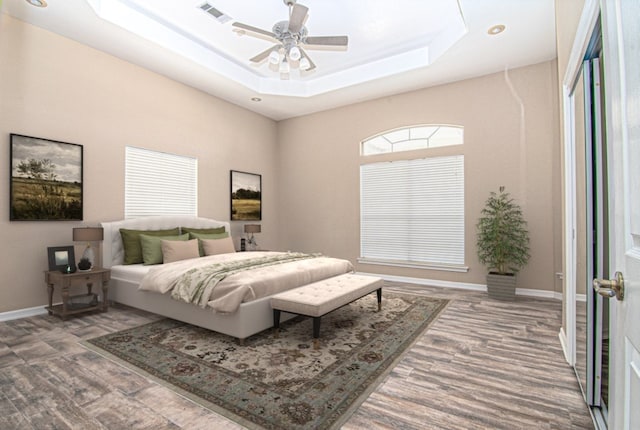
[232, 0, 348, 78]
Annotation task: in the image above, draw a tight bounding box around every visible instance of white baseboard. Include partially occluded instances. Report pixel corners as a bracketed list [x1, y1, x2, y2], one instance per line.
[516, 287, 560, 300]
[357, 272, 485, 292]
[358, 272, 560, 299]
[0, 305, 48, 322]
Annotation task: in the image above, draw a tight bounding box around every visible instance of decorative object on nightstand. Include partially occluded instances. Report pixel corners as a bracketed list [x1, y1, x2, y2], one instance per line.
[244, 224, 261, 250]
[73, 226, 104, 269]
[47, 245, 76, 273]
[77, 257, 92, 271]
[44, 268, 111, 319]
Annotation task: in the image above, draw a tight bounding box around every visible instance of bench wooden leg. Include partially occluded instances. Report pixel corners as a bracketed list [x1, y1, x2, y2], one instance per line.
[376, 288, 382, 311]
[313, 316, 321, 349]
[273, 309, 281, 338]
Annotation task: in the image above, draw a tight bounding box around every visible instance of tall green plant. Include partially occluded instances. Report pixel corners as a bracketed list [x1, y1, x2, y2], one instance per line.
[476, 187, 530, 275]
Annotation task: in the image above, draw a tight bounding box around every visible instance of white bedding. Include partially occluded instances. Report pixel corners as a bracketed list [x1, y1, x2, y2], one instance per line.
[138, 251, 354, 313]
[110, 264, 149, 284]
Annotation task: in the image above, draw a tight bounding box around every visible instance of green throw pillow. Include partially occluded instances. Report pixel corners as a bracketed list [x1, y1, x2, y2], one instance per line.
[140, 233, 189, 265]
[181, 226, 226, 235]
[120, 228, 180, 264]
[188, 231, 230, 256]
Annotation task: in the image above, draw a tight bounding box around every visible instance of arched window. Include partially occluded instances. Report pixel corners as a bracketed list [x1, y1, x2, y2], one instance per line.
[361, 125, 463, 156]
[359, 125, 466, 271]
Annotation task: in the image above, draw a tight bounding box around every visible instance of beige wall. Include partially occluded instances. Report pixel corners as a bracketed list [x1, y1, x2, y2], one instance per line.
[0, 15, 278, 312]
[277, 61, 561, 290]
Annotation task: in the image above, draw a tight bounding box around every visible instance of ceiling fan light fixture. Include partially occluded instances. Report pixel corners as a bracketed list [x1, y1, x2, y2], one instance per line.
[299, 56, 311, 71]
[268, 50, 281, 65]
[233, 1, 348, 78]
[289, 46, 301, 61]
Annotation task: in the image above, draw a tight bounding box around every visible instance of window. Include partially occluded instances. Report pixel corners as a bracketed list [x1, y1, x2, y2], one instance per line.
[361, 125, 463, 156]
[360, 127, 466, 271]
[125, 146, 197, 218]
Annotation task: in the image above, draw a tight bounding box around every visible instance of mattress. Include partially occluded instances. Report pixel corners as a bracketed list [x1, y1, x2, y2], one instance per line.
[110, 263, 149, 285]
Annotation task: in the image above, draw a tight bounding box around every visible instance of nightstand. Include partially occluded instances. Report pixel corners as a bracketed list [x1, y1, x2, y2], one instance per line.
[44, 268, 111, 319]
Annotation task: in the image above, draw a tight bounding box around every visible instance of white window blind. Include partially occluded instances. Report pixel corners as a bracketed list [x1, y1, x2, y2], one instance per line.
[360, 155, 464, 268]
[125, 146, 197, 218]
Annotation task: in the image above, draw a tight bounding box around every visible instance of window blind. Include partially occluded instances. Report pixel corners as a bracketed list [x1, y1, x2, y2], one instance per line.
[125, 146, 197, 218]
[360, 155, 464, 267]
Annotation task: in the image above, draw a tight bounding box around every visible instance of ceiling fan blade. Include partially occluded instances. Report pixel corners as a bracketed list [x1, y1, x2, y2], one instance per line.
[250, 45, 280, 63]
[232, 22, 276, 40]
[298, 47, 316, 71]
[303, 35, 348, 47]
[288, 3, 308, 33]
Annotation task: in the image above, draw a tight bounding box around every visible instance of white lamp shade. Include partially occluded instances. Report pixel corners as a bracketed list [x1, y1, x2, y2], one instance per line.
[268, 49, 280, 64]
[299, 56, 311, 71]
[289, 46, 301, 61]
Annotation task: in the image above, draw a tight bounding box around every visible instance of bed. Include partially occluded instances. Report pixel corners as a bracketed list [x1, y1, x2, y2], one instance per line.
[101, 216, 354, 341]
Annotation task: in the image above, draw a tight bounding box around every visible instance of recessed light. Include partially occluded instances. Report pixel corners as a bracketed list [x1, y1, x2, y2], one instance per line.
[488, 25, 506, 35]
[251, 97, 262, 102]
[25, 0, 47, 7]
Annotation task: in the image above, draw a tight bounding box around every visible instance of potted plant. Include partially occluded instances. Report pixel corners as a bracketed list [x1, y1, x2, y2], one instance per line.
[77, 257, 92, 271]
[476, 187, 530, 300]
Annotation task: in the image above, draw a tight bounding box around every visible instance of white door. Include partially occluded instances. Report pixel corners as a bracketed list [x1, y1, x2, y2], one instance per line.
[600, 1, 640, 429]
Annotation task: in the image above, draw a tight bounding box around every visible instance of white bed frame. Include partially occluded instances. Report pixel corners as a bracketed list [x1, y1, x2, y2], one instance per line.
[101, 216, 295, 341]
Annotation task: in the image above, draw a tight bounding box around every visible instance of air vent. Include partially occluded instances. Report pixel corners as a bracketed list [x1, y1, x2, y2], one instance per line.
[200, 2, 232, 24]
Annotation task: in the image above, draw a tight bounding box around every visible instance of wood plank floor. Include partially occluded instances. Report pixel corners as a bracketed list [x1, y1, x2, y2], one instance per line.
[0, 282, 594, 429]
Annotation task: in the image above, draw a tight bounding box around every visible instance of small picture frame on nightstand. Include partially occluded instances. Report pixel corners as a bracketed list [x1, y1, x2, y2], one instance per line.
[47, 246, 76, 273]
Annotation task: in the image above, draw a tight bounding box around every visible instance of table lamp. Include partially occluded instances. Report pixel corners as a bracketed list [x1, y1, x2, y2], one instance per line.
[72, 227, 104, 269]
[244, 224, 261, 250]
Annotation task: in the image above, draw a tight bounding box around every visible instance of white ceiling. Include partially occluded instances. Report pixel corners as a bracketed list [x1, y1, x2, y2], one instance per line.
[2, 0, 557, 120]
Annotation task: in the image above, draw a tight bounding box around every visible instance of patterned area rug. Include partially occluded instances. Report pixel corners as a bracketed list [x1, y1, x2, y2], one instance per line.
[84, 292, 448, 429]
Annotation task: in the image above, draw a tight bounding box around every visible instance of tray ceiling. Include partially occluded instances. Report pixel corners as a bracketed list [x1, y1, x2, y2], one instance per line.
[2, 0, 557, 120]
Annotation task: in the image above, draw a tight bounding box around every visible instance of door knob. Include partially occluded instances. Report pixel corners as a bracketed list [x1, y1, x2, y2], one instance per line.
[593, 271, 624, 301]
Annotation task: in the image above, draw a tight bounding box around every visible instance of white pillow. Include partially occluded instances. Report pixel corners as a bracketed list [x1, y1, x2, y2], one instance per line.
[201, 236, 236, 256]
[162, 239, 200, 263]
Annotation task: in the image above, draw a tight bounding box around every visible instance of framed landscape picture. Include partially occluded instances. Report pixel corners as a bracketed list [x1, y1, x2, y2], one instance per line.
[230, 170, 261, 221]
[10, 134, 83, 221]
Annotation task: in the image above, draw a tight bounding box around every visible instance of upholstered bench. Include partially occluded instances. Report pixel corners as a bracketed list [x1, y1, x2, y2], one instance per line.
[270, 273, 384, 349]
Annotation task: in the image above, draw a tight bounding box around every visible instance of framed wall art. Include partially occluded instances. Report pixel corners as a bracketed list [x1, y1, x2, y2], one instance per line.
[10, 134, 83, 221]
[47, 246, 76, 273]
[230, 170, 261, 221]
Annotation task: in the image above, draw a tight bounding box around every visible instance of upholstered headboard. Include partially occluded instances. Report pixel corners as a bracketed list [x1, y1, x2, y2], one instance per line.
[101, 216, 231, 268]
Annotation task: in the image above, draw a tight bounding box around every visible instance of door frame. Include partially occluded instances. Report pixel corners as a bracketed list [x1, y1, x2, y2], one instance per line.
[561, 0, 599, 368]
